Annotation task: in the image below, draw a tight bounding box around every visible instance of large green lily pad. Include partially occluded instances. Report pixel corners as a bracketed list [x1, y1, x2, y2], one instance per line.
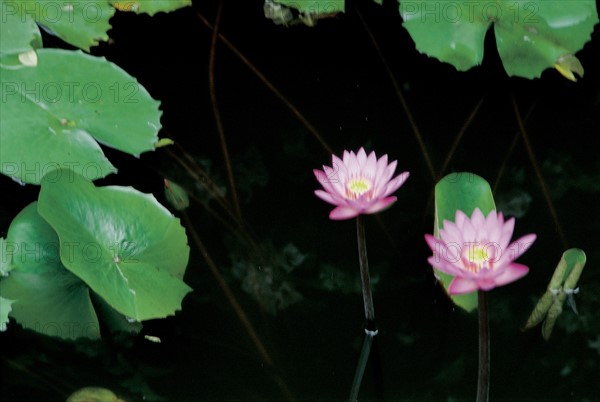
[7, 0, 114, 51]
[38, 170, 192, 321]
[432, 172, 497, 312]
[0, 49, 162, 185]
[0, 202, 101, 339]
[400, 0, 598, 78]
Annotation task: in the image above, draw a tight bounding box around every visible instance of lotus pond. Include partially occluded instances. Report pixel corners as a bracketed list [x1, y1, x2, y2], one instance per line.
[1, 1, 599, 401]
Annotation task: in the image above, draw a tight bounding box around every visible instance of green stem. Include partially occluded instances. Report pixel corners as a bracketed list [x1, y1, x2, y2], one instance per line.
[349, 216, 377, 401]
[477, 290, 490, 402]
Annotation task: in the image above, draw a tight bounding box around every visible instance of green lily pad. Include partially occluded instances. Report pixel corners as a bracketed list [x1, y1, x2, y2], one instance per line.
[0, 49, 163, 185]
[0, 202, 101, 339]
[0, 0, 43, 67]
[274, 0, 344, 14]
[38, 170, 192, 321]
[433, 172, 497, 312]
[7, 0, 114, 51]
[109, 0, 192, 15]
[400, 0, 598, 78]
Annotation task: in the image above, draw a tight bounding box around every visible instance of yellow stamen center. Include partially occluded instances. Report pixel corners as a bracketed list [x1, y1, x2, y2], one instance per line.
[469, 247, 487, 264]
[346, 177, 371, 199]
[463, 245, 490, 273]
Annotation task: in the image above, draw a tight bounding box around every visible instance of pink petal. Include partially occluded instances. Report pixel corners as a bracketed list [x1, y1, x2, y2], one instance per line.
[493, 263, 529, 287]
[343, 149, 353, 164]
[313, 169, 327, 184]
[501, 234, 536, 263]
[329, 205, 360, 220]
[357, 148, 368, 167]
[455, 209, 468, 229]
[374, 154, 389, 178]
[314, 189, 339, 205]
[364, 196, 397, 214]
[382, 171, 409, 197]
[365, 150, 377, 175]
[440, 220, 462, 244]
[317, 171, 345, 198]
[498, 217, 515, 249]
[448, 277, 480, 295]
[380, 160, 398, 186]
[472, 208, 485, 227]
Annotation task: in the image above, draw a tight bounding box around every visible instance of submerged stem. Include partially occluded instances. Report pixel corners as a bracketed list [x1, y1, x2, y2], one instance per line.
[477, 290, 490, 402]
[349, 329, 378, 402]
[349, 216, 377, 401]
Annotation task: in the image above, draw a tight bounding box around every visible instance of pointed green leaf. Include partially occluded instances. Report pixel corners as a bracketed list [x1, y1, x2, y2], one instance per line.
[1, 49, 163, 184]
[0, 202, 101, 339]
[8, 0, 114, 51]
[433, 172, 496, 312]
[109, 0, 191, 15]
[399, 0, 598, 79]
[524, 248, 586, 339]
[38, 170, 192, 321]
[0, 0, 42, 67]
[164, 179, 189, 211]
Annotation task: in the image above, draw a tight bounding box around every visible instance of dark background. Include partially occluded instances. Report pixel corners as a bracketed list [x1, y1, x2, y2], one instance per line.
[1, 0, 600, 400]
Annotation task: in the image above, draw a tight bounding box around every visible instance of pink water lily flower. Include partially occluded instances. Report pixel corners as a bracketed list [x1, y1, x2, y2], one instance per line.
[425, 208, 536, 295]
[314, 147, 410, 220]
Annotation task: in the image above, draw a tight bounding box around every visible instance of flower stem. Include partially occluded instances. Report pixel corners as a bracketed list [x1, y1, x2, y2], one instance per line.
[477, 290, 490, 402]
[349, 216, 377, 401]
[356, 215, 375, 325]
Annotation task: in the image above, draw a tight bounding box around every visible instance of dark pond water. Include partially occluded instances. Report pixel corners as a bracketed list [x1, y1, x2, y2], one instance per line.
[1, 1, 600, 401]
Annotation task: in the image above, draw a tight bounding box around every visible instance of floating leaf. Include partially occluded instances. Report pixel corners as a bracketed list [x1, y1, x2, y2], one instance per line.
[1, 49, 162, 184]
[0, 0, 42, 67]
[399, 0, 598, 79]
[7, 0, 114, 51]
[432, 172, 496, 312]
[109, 0, 191, 15]
[38, 170, 192, 321]
[0, 202, 101, 339]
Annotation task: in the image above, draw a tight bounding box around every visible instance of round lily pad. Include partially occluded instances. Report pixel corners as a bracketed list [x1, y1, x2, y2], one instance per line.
[8, 0, 114, 51]
[38, 170, 192, 321]
[400, 0, 598, 78]
[0, 202, 101, 340]
[1, 49, 163, 184]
